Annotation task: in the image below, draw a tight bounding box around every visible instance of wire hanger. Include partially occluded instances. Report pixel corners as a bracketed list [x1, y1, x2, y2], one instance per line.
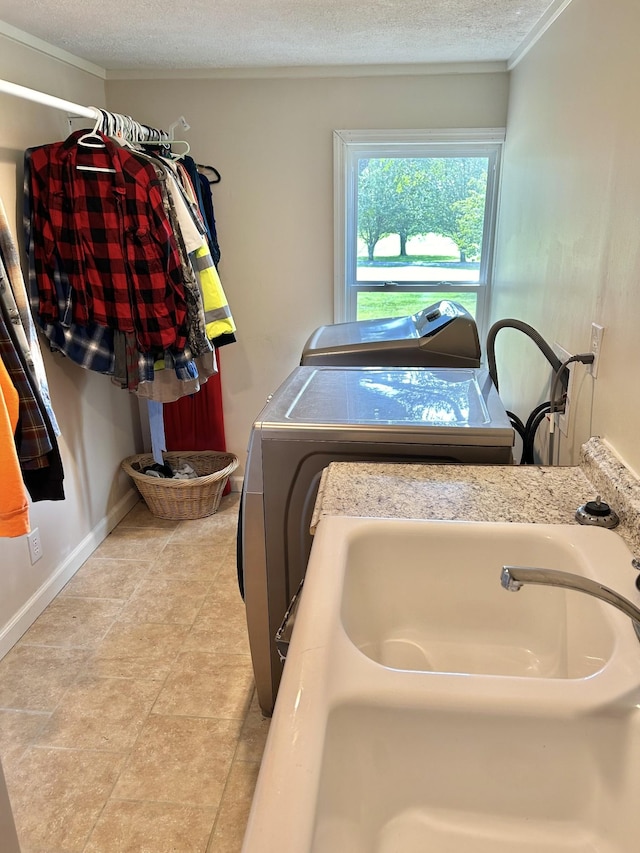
[197, 164, 222, 184]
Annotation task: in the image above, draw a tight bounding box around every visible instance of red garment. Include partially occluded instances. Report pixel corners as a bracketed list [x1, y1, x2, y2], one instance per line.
[163, 368, 227, 451]
[163, 357, 230, 495]
[27, 131, 188, 352]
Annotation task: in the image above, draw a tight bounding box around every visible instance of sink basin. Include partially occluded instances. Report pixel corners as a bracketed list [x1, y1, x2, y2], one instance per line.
[312, 702, 640, 853]
[242, 518, 640, 853]
[341, 521, 616, 678]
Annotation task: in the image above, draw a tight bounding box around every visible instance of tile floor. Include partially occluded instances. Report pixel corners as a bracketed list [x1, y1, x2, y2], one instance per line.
[0, 493, 269, 852]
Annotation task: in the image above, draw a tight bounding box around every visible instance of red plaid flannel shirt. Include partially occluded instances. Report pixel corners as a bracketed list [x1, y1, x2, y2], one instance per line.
[28, 130, 188, 352]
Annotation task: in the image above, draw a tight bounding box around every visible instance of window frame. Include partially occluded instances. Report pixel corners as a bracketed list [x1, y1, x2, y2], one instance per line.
[333, 128, 505, 338]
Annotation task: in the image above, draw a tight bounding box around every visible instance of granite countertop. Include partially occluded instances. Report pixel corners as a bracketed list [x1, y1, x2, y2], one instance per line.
[311, 437, 640, 557]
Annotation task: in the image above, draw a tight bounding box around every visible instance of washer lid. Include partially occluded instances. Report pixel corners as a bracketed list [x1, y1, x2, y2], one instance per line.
[290, 367, 491, 425]
[255, 366, 512, 439]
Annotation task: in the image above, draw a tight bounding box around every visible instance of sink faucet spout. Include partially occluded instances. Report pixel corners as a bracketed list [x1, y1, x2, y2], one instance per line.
[500, 566, 640, 643]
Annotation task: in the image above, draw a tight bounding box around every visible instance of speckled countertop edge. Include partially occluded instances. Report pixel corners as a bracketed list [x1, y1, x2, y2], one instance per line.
[311, 436, 640, 556]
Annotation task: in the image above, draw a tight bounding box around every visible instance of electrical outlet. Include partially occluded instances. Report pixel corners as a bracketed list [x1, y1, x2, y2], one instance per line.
[553, 344, 574, 437]
[27, 528, 42, 564]
[588, 323, 604, 378]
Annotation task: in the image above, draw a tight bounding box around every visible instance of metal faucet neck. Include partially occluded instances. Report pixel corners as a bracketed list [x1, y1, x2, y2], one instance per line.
[501, 566, 640, 643]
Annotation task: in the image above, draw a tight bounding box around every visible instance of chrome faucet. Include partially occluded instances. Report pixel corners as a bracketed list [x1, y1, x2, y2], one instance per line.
[501, 566, 640, 643]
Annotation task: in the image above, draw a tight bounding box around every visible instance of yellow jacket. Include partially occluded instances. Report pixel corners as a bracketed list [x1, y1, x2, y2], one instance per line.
[192, 245, 236, 343]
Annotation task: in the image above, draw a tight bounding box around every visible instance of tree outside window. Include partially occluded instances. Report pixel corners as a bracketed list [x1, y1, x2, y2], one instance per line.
[334, 130, 504, 334]
[357, 157, 487, 267]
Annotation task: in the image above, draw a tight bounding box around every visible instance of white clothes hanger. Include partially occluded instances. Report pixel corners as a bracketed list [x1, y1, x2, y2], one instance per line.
[76, 109, 117, 173]
[136, 138, 191, 159]
[73, 106, 191, 171]
[77, 110, 105, 148]
[168, 140, 191, 159]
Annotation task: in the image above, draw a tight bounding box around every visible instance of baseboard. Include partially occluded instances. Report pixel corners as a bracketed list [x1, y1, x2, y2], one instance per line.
[0, 488, 140, 658]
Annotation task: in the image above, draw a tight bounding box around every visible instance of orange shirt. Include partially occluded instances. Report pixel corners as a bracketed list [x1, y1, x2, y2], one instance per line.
[0, 358, 30, 537]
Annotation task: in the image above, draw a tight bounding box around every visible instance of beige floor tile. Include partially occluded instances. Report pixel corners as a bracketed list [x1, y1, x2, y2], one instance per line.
[0, 710, 49, 776]
[0, 489, 262, 851]
[0, 645, 89, 711]
[85, 800, 217, 852]
[207, 761, 261, 853]
[87, 622, 191, 680]
[20, 597, 123, 648]
[211, 548, 242, 593]
[8, 747, 125, 852]
[117, 577, 208, 625]
[220, 493, 240, 511]
[234, 691, 270, 763]
[146, 542, 227, 584]
[182, 586, 250, 655]
[199, 492, 239, 519]
[117, 500, 180, 530]
[112, 714, 241, 807]
[34, 676, 162, 751]
[91, 527, 173, 561]
[153, 651, 254, 720]
[59, 558, 151, 600]
[168, 500, 239, 548]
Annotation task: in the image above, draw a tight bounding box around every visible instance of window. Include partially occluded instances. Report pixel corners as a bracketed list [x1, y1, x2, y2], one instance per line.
[334, 129, 504, 336]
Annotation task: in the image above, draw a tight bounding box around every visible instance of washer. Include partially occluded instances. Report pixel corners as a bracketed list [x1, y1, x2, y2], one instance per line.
[301, 300, 480, 368]
[239, 365, 514, 715]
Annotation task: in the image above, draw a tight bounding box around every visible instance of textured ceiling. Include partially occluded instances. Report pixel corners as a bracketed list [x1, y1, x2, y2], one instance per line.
[1, 0, 556, 71]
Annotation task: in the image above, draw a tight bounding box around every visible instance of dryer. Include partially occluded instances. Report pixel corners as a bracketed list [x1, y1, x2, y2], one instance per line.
[239, 365, 514, 715]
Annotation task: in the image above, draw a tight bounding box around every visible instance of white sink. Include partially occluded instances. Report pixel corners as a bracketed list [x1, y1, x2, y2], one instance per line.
[242, 518, 640, 853]
[312, 702, 640, 853]
[341, 521, 616, 678]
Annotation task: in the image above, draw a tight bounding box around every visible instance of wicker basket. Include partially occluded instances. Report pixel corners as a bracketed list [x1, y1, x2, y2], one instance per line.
[121, 451, 238, 520]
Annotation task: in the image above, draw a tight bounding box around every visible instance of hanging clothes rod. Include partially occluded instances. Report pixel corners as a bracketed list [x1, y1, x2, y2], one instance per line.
[0, 78, 99, 119]
[0, 78, 189, 143]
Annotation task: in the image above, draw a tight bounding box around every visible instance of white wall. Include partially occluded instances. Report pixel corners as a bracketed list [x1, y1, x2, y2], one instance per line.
[2, 0, 639, 655]
[0, 42, 509, 654]
[106, 72, 510, 473]
[491, 0, 640, 473]
[0, 36, 141, 653]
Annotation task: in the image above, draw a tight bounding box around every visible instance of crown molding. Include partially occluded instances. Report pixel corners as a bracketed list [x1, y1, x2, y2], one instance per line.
[508, 0, 574, 70]
[0, 19, 106, 78]
[105, 61, 507, 82]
